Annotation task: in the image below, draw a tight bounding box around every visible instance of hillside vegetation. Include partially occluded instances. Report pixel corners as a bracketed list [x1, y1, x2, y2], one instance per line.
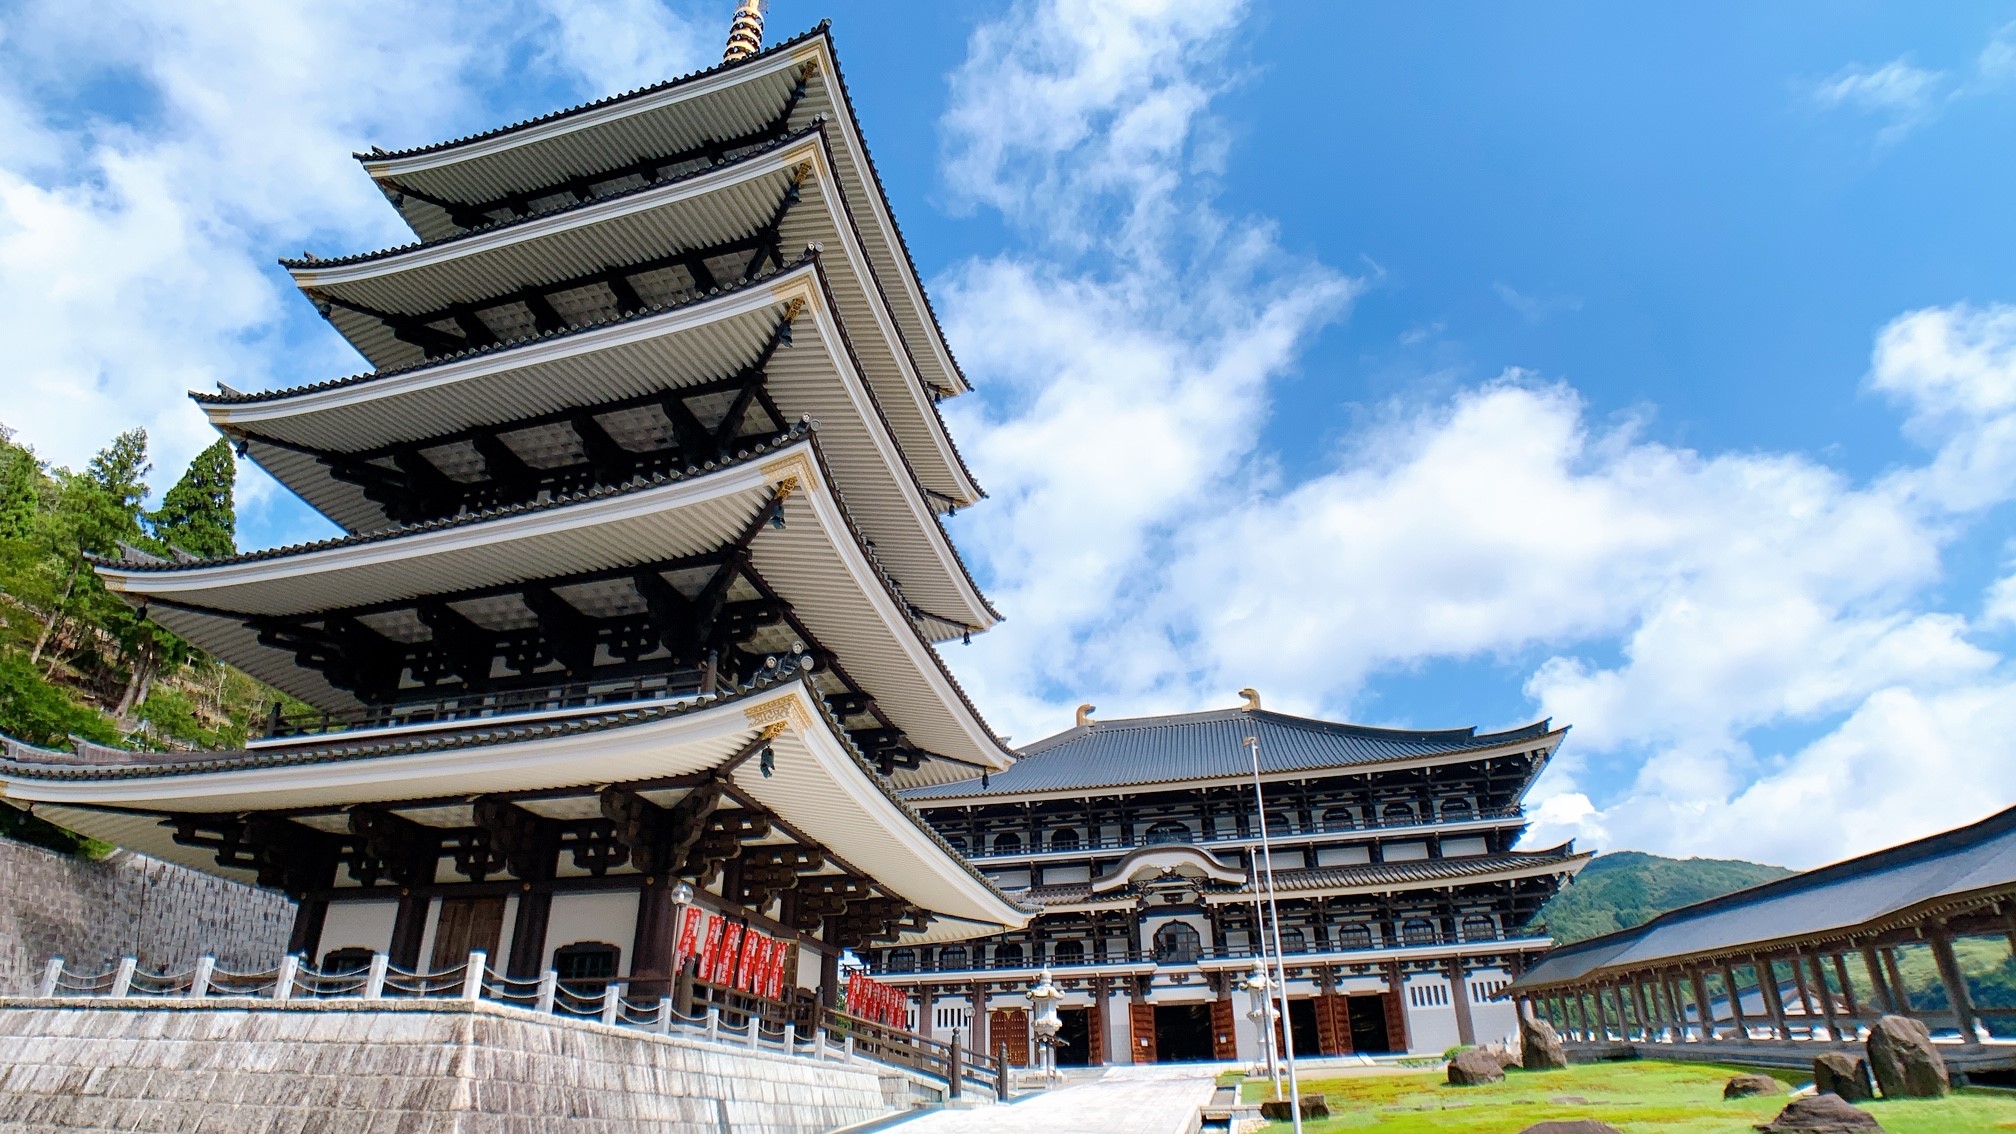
[0, 423, 300, 855]
[1536, 850, 1795, 944]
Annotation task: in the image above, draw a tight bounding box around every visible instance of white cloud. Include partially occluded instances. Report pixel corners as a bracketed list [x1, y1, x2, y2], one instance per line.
[941, 2, 2016, 868]
[0, 0, 707, 540]
[1979, 21, 2016, 85]
[532, 0, 708, 95]
[1492, 282, 1582, 325]
[1809, 58, 1946, 141]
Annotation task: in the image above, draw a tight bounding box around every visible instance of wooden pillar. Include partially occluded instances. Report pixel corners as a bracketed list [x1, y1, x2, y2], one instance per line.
[1758, 957, 1789, 1040]
[1832, 953, 1860, 1023]
[969, 982, 989, 1052]
[1805, 950, 1841, 1040]
[1860, 943, 1895, 1015]
[388, 892, 428, 971]
[507, 888, 554, 979]
[1446, 957, 1477, 1047]
[628, 878, 676, 1000]
[820, 947, 840, 1009]
[288, 899, 328, 960]
[1690, 968, 1717, 1040]
[1881, 948, 1908, 1014]
[1720, 963, 1750, 1041]
[1788, 950, 1815, 1036]
[1927, 924, 1981, 1041]
[1630, 979, 1651, 1041]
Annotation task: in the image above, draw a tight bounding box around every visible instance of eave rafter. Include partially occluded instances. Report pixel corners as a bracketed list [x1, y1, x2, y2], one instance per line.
[243, 324, 793, 527]
[305, 178, 804, 362]
[371, 62, 815, 234]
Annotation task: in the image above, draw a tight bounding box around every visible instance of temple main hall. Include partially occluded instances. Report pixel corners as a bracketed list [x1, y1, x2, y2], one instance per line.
[867, 697, 1587, 1061]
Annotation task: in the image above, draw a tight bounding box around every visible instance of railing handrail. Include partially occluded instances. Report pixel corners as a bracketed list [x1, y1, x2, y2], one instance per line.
[255, 674, 696, 740]
[958, 805, 1528, 862]
[26, 950, 1001, 1095]
[877, 932, 1552, 975]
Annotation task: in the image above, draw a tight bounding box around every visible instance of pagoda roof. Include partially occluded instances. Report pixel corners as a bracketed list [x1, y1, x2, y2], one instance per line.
[1510, 804, 2016, 993]
[0, 670, 1031, 940]
[283, 126, 980, 507]
[202, 258, 996, 631]
[353, 23, 969, 400]
[91, 434, 1014, 780]
[904, 706, 1562, 803]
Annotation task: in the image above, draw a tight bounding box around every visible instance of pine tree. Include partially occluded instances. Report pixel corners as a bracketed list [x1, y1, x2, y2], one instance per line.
[0, 428, 39, 542]
[148, 439, 237, 559]
[31, 430, 150, 664]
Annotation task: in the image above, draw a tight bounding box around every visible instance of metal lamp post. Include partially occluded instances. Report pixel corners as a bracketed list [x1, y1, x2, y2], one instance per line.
[1246, 734, 1303, 1134]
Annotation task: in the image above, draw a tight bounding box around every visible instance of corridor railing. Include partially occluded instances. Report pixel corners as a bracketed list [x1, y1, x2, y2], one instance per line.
[28, 951, 1003, 1100]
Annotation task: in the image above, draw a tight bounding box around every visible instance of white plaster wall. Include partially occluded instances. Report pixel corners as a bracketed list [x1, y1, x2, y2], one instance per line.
[1406, 993, 1459, 1054]
[318, 900, 398, 959]
[795, 945, 821, 991]
[492, 895, 519, 970]
[1106, 992, 1134, 1063]
[545, 892, 637, 976]
[1473, 998, 1519, 1048]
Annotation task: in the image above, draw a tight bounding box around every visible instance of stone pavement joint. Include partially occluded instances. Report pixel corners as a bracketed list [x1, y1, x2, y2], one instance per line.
[895, 1065, 1221, 1134]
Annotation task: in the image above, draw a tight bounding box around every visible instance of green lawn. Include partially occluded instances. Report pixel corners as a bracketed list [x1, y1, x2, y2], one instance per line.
[1241, 1060, 2016, 1133]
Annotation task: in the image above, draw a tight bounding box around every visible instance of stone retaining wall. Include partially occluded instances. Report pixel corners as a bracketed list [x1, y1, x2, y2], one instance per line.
[0, 998, 904, 1133]
[0, 837, 294, 994]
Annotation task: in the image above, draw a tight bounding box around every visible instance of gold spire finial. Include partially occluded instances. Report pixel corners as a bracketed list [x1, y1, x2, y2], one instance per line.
[1239, 688, 1261, 712]
[1075, 703, 1096, 728]
[723, 0, 766, 63]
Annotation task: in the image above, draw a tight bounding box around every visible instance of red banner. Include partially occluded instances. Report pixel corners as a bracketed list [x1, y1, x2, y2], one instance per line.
[710, 923, 744, 986]
[675, 907, 705, 968]
[698, 913, 727, 978]
[764, 941, 790, 999]
[847, 970, 907, 1028]
[736, 933, 767, 992]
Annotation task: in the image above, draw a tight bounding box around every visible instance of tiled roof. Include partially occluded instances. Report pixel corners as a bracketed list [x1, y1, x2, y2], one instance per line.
[90, 422, 814, 571]
[193, 253, 810, 406]
[904, 709, 1558, 800]
[1251, 845, 1588, 894]
[354, 22, 971, 394]
[1512, 804, 2016, 992]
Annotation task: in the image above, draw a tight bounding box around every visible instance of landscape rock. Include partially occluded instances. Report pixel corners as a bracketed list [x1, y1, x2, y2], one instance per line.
[1447, 1048, 1507, 1086]
[1257, 1095, 1329, 1120]
[1865, 1014, 1949, 1098]
[1517, 1122, 1622, 1134]
[1725, 1073, 1785, 1099]
[1812, 1052, 1874, 1102]
[1520, 1014, 1570, 1071]
[1754, 1093, 1884, 1132]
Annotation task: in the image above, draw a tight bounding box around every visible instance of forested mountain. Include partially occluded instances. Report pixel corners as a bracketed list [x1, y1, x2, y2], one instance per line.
[0, 422, 297, 855]
[1535, 850, 1796, 944]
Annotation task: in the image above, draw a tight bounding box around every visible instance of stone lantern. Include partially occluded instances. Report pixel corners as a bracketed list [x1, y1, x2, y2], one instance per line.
[1242, 960, 1281, 1088]
[1026, 967, 1066, 1082]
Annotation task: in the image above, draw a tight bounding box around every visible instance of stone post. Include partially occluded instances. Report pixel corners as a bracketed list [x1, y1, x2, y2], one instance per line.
[536, 969, 558, 1014]
[601, 984, 622, 1026]
[37, 957, 62, 998]
[110, 957, 137, 999]
[274, 955, 298, 1002]
[365, 953, 389, 1000]
[189, 955, 215, 1000]
[948, 1030, 963, 1099]
[462, 950, 487, 1002]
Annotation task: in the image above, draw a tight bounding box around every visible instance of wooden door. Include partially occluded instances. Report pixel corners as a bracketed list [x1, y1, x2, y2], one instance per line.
[1087, 999, 1105, 1065]
[430, 896, 507, 973]
[989, 1007, 1030, 1066]
[1130, 1002, 1157, 1063]
[1382, 990, 1410, 1054]
[1315, 994, 1354, 1055]
[1210, 998, 1239, 1060]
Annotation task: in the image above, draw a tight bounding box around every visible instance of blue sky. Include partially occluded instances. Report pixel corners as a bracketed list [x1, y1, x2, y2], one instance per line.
[4, 1, 2016, 867]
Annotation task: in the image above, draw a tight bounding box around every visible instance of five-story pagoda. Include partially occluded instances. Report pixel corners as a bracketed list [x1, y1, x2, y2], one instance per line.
[0, 10, 1028, 1012]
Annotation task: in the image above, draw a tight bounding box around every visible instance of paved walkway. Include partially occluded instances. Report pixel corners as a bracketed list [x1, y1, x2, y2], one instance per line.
[891, 1065, 1222, 1134]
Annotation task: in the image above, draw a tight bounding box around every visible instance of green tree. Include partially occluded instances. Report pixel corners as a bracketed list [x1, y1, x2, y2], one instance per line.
[0, 433, 38, 542]
[147, 439, 236, 559]
[29, 430, 150, 665]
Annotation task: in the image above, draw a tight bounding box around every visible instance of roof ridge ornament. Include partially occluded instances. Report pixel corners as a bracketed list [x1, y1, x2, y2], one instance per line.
[1239, 687, 1261, 712]
[723, 0, 765, 64]
[1075, 703, 1095, 728]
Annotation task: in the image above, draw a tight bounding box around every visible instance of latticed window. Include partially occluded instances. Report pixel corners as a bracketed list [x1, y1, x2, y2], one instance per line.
[992, 832, 1023, 854]
[1382, 802, 1415, 824]
[995, 942, 1024, 966]
[1144, 820, 1190, 845]
[1321, 806, 1356, 831]
[888, 949, 917, 973]
[1051, 939, 1085, 964]
[321, 948, 371, 975]
[1441, 798, 1474, 820]
[1277, 928, 1307, 955]
[1400, 918, 1438, 946]
[1153, 922, 1202, 963]
[1333, 924, 1372, 950]
[938, 946, 969, 969]
[553, 941, 620, 984]
[1460, 914, 1497, 942]
[1050, 828, 1081, 851]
